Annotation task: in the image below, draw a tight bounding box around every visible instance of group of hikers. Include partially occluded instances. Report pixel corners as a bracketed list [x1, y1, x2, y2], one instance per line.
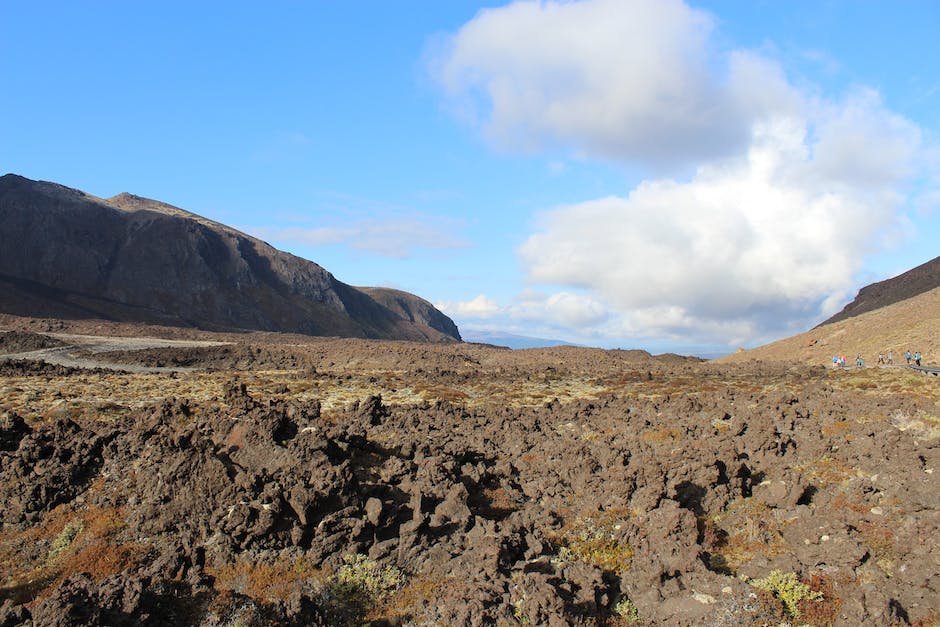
[832, 350, 923, 368]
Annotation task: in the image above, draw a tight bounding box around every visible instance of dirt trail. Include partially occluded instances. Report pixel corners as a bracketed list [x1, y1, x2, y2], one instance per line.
[0, 330, 230, 373]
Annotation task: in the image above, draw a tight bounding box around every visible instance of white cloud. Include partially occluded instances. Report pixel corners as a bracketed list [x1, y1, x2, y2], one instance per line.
[433, 0, 927, 346]
[431, 0, 801, 169]
[437, 294, 501, 319]
[440, 289, 609, 333]
[253, 216, 466, 259]
[518, 100, 921, 342]
[509, 290, 609, 328]
[810, 88, 920, 189]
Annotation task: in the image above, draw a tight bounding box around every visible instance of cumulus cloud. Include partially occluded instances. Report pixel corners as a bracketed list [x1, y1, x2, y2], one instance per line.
[437, 294, 501, 319]
[433, 0, 927, 346]
[253, 216, 466, 259]
[509, 290, 609, 327]
[431, 0, 801, 168]
[518, 94, 921, 340]
[439, 290, 609, 333]
[811, 88, 920, 189]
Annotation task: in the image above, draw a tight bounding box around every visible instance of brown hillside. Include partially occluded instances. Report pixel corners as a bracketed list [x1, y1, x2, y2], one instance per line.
[718, 285, 940, 366]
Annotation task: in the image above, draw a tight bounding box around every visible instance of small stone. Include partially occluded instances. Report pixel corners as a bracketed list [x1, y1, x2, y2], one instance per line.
[692, 592, 716, 604]
[870, 506, 883, 515]
[365, 497, 383, 526]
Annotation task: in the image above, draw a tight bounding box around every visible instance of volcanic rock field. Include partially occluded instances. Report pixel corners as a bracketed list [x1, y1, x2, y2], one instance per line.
[0, 324, 938, 626]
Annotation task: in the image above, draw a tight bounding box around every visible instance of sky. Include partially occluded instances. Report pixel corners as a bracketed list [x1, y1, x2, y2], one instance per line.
[2, 1, 939, 356]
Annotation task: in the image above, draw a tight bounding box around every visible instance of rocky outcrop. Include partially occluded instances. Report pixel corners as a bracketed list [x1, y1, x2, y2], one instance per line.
[0, 174, 460, 342]
[357, 286, 461, 341]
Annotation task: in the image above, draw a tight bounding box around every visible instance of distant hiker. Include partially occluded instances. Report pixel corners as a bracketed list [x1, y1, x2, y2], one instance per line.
[887, 352, 894, 365]
[906, 351, 912, 364]
[915, 352, 922, 366]
[832, 356, 839, 368]
[878, 353, 884, 364]
[856, 355, 864, 367]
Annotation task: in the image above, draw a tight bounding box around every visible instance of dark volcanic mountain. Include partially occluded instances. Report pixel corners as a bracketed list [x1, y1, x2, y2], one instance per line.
[818, 254, 940, 326]
[0, 174, 461, 342]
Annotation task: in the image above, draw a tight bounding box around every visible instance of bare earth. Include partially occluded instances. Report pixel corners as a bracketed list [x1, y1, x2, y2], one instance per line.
[0, 318, 938, 626]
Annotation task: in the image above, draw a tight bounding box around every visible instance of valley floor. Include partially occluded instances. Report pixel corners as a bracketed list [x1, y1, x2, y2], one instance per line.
[0, 320, 938, 625]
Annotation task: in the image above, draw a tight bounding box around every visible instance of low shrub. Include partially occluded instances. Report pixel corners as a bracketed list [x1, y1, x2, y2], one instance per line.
[750, 569, 822, 620]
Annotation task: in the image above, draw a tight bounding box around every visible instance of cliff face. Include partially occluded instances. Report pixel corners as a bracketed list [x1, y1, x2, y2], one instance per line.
[0, 174, 461, 342]
[818, 255, 940, 326]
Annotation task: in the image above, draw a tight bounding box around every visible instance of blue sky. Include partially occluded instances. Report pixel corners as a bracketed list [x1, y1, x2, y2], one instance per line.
[2, 1, 938, 355]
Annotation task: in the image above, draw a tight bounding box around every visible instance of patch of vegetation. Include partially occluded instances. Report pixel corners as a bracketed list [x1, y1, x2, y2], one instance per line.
[709, 499, 787, 572]
[641, 426, 683, 444]
[331, 553, 404, 603]
[891, 409, 940, 440]
[0, 505, 144, 607]
[804, 455, 859, 484]
[749, 569, 822, 620]
[857, 519, 896, 563]
[820, 419, 853, 437]
[209, 555, 324, 602]
[211, 553, 405, 625]
[612, 597, 639, 623]
[47, 519, 84, 561]
[797, 573, 843, 627]
[553, 513, 633, 575]
[380, 575, 451, 621]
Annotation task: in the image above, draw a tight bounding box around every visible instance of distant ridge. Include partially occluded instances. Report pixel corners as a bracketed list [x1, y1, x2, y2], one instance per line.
[0, 174, 461, 342]
[819, 255, 940, 326]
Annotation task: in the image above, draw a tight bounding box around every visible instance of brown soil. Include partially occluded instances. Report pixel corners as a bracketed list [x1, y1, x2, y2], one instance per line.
[0, 318, 938, 626]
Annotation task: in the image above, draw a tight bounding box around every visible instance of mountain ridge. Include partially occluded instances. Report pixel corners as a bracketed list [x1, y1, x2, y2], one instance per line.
[0, 174, 461, 342]
[818, 255, 940, 326]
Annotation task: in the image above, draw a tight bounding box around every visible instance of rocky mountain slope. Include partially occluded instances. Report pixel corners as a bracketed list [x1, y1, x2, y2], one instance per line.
[719, 285, 940, 366]
[819, 255, 940, 326]
[0, 175, 460, 342]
